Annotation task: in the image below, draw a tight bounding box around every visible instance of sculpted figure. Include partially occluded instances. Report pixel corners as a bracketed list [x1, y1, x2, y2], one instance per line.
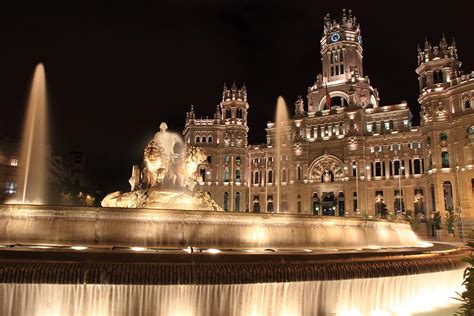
[183, 146, 207, 191]
[143, 140, 165, 188]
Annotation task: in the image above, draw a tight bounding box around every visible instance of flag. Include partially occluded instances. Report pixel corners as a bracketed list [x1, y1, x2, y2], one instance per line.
[325, 83, 331, 110]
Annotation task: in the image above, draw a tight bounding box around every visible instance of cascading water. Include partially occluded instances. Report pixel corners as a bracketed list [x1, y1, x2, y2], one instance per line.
[17, 63, 48, 204]
[274, 96, 290, 213]
[0, 268, 464, 315]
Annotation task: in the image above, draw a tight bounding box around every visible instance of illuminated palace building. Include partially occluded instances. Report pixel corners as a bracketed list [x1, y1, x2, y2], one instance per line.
[183, 10, 474, 234]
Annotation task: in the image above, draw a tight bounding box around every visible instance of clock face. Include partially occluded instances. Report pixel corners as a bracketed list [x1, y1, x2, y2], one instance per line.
[357, 35, 363, 44]
[330, 32, 341, 43]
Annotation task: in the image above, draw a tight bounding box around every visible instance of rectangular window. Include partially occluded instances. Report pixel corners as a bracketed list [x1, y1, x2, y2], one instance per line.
[366, 123, 373, 133]
[375, 162, 382, 177]
[414, 159, 421, 174]
[10, 158, 18, 166]
[384, 121, 390, 130]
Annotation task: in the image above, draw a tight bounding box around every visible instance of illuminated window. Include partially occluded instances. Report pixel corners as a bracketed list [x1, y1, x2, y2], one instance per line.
[366, 123, 373, 133]
[4, 182, 17, 194]
[10, 158, 18, 166]
[441, 151, 450, 168]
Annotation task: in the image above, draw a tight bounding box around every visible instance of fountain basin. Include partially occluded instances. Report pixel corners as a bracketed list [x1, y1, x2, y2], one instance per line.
[0, 204, 422, 250]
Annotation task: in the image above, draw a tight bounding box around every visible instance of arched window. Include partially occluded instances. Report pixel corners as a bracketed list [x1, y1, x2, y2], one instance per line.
[296, 165, 302, 180]
[441, 151, 450, 168]
[464, 99, 471, 109]
[236, 108, 242, 119]
[375, 191, 387, 217]
[223, 192, 229, 211]
[352, 161, 357, 177]
[253, 196, 260, 213]
[331, 96, 348, 107]
[268, 170, 273, 183]
[235, 169, 241, 182]
[234, 192, 240, 212]
[225, 108, 231, 119]
[267, 195, 274, 212]
[208, 136, 213, 143]
[414, 188, 424, 216]
[393, 160, 401, 176]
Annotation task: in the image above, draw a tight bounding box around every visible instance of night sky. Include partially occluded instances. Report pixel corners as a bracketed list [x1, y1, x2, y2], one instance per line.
[0, 1, 473, 193]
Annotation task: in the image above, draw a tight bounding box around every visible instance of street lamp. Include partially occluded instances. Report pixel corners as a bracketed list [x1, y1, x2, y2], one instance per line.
[398, 165, 405, 214]
[353, 163, 359, 214]
[454, 165, 465, 241]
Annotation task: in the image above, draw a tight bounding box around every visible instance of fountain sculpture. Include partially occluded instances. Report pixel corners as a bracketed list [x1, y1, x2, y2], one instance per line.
[101, 122, 221, 211]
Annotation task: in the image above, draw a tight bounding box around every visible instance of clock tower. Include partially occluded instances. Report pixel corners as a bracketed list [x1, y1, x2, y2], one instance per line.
[320, 9, 364, 82]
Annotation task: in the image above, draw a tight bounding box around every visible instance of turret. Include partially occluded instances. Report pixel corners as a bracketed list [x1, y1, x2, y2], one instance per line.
[321, 9, 363, 82]
[416, 35, 461, 95]
[220, 81, 249, 123]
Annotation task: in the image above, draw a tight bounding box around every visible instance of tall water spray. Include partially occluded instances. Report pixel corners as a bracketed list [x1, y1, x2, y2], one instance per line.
[275, 96, 290, 213]
[18, 63, 48, 204]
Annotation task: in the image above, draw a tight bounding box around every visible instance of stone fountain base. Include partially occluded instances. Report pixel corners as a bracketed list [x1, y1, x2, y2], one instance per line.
[101, 189, 222, 211]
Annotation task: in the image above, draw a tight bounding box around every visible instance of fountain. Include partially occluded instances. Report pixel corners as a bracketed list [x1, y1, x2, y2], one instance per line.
[16, 63, 48, 204]
[0, 116, 468, 314]
[101, 122, 221, 211]
[274, 96, 290, 213]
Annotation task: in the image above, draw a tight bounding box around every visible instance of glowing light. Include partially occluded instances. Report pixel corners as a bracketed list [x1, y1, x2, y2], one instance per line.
[205, 248, 221, 254]
[71, 246, 87, 251]
[183, 246, 192, 254]
[304, 249, 312, 252]
[28, 245, 52, 249]
[130, 247, 146, 252]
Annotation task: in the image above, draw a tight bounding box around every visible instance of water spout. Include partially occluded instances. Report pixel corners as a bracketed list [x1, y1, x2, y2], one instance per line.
[274, 96, 290, 213]
[18, 63, 48, 204]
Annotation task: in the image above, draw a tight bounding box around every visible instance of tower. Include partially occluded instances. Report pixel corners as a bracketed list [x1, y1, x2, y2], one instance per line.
[417, 35, 474, 236]
[416, 35, 461, 124]
[321, 9, 364, 82]
[307, 9, 379, 112]
[183, 82, 249, 212]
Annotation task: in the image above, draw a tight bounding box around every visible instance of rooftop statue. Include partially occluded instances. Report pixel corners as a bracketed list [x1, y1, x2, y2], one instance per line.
[102, 122, 221, 211]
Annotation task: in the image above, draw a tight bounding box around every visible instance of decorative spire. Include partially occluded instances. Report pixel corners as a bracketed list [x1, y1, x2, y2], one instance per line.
[440, 33, 448, 55]
[424, 37, 431, 51]
[241, 82, 247, 92]
[231, 80, 237, 91]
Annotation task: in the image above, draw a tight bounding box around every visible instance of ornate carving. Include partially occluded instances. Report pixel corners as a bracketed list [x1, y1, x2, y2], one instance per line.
[309, 153, 345, 182]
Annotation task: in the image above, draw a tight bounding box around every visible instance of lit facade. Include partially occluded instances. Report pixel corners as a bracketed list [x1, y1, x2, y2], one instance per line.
[183, 10, 474, 236]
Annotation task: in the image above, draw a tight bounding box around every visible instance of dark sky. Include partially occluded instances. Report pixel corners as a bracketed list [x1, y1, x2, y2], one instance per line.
[0, 1, 473, 193]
